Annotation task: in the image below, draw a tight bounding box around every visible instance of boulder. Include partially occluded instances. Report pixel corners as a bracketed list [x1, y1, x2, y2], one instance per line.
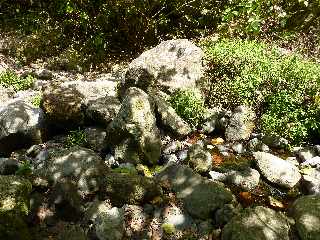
[57, 224, 87, 240]
[0, 85, 14, 106]
[123, 205, 149, 238]
[151, 93, 191, 137]
[222, 206, 291, 240]
[0, 100, 44, 156]
[42, 79, 117, 128]
[84, 127, 107, 152]
[34, 146, 105, 195]
[225, 168, 260, 191]
[106, 87, 161, 165]
[301, 168, 320, 195]
[186, 144, 212, 173]
[225, 105, 255, 142]
[253, 152, 301, 188]
[156, 164, 234, 219]
[0, 158, 19, 175]
[290, 195, 320, 240]
[95, 207, 124, 240]
[0, 175, 32, 240]
[121, 39, 204, 95]
[100, 172, 163, 206]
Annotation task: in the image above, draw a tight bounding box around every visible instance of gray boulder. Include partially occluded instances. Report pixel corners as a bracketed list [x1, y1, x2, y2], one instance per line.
[84, 127, 107, 152]
[262, 135, 289, 149]
[225, 105, 255, 142]
[151, 93, 191, 137]
[0, 86, 14, 106]
[156, 164, 234, 219]
[121, 39, 204, 94]
[290, 195, 320, 240]
[186, 144, 212, 173]
[0, 158, 19, 175]
[301, 168, 320, 195]
[106, 87, 161, 165]
[222, 206, 291, 240]
[0, 100, 44, 156]
[95, 207, 124, 240]
[253, 152, 301, 188]
[295, 147, 318, 163]
[225, 168, 260, 191]
[34, 146, 105, 195]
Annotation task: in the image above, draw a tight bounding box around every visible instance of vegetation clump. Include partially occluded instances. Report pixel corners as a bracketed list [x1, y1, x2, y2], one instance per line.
[201, 38, 320, 144]
[0, 70, 34, 91]
[170, 88, 206, 127]
[65, 129, 87, 147]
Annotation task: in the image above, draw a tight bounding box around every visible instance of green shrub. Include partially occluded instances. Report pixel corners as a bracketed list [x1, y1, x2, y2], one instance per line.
[0, 70, 34, 91]
[65, 128, 87, 147]
[201, 38, 320, 144]
[170, 88, 206, 127]
[31, 94, 42, 107]
[15, 161, 32, 176]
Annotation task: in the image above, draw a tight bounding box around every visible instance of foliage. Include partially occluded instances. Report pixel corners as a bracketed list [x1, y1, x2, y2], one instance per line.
[31, 94, 42, 107]
[161, 223, 176, 235]
[170, 88, 207, 127]
[15, 161, 32, 176]
[65, 128, 87, 147]
[201, 38, 320, 144]
[0, 70, 34, 91]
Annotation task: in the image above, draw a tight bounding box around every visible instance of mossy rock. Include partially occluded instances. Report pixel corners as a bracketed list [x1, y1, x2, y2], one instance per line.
[100, 172, 162, 206]
[0, 176, 32, 240]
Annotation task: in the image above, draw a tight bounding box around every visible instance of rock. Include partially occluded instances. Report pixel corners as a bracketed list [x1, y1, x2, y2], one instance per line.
[0, 85, 14, 106]
[162, 205, 194, 231]
[0, 175, 32, 240]
[209, 171, 228, 182]
[104, 154, 118, 168]
[163, 141, 184, 155]
[95, 207, 124, 240]
[162, 154, 179, 165]
[106, 87, 161, 165]
[0, 158, 19, 175]
[151, 93, 191, 137]
[295, 147, 317, 163]
[121, 39, 204, 94]
[262, 135, 289, 149]
[0, 100, 44, 156]
[114, 138, 141, 165]
[100, 172, 162, 206]
[176, 149, 188, 162]
[247, 138, 269, 152]
[50, 179, 84, 221]
[42, 79, 117, 128]
[301, 168, 320, 195]
[253, 152, 301, 188]
[301, 156, 320, 168]
[214, 204, 241, 227]
[85, 96, 121, 126]
[34, 146, 105, 195]
[290, 195, 320, 240]
[201, 109, 220, 134]
[231, 142, 245, 154]
[225, 168, 260, 191]
[186, 144, 212, 173]
[156, 164, 234, 219]
[222, 206, 291, 240]
[84, 127, 107, 152]
[225, 105, 255, 142]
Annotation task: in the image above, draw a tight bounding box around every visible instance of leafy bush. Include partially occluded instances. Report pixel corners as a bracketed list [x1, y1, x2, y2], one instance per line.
[170, 88, 206, 127]
[201, 38, 320, 144]
[65, 128, 87, 147]
[0, 70, 34, 91]
[31, 94, 42, 107]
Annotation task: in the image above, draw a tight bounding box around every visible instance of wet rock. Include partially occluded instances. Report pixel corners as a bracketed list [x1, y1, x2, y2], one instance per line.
[85, 96, 121, 126]
[156, 164, 234, 219]
[0, 100, 44, 156]
[84, 127, 107, 152]
[34, 146, 105, 195]
[186, 144, 212, 173]
[225, 105, 255, 142]
[100, 172, 162, 206]
[121, 39, 204, 95]
[0, 158, 19, 175]
[0, 175, 32, 240]
[301, 168, 320, 195]
[290, 195, 320, 240]
[95, 207, 125, 240]
[222, 206, 291, 240]
[253, 152, 301, 188]
[106, 87, 161, 165]
[151, 93, 191, 137]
